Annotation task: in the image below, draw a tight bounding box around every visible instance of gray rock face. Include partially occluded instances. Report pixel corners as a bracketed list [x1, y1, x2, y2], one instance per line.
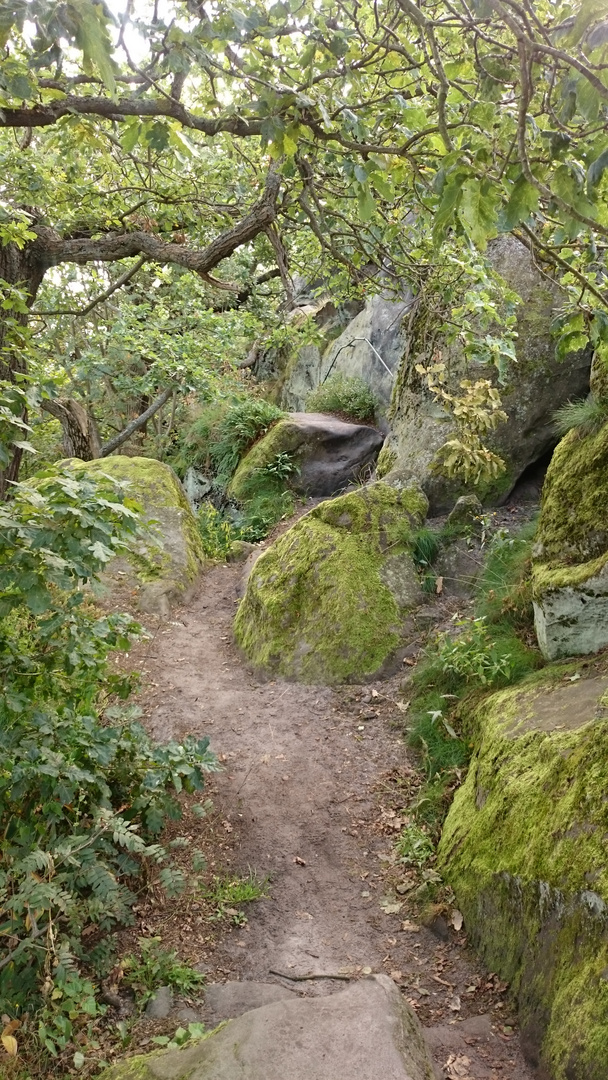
[386, 236, 591, 512]
[100, 975, 436, 1080]
[279, 293, 412, 416]
[533, 566, 608, 660]
[229, 412, 384, 500]
[145, 986, 174, 1019]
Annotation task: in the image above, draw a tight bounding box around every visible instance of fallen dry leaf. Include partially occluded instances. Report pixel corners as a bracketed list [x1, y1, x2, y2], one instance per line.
[1, 1034, 18, 1057]
[451, 909, 464, 932]
[448, 995, 462, 1012]
[401, 919, 421, 932]
[436, 575, 444, 595]
[390, 970, 403, 982]
[444, 1052, 472, 1079]
[293, 856, 306, 866]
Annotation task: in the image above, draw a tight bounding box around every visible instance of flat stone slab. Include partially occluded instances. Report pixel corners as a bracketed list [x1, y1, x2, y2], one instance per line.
[100, 975, 436, 1080]
[202, 980, 295, 1025]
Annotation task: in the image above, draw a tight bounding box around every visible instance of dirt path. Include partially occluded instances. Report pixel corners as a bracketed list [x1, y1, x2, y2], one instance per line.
[129, 563, 535, 1080]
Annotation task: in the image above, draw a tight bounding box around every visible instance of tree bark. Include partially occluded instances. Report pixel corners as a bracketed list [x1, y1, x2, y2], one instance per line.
[41, 399, 102, 460]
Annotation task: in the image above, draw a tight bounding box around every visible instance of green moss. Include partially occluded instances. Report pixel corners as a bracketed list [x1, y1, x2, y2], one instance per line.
[234, 481, 428, 684]
[438, 661, 608, 1078]
[228, 420, 302, 502]
[376, 444, 397, 479]
[535, 424, 608, 569]
[73, 456, 205, 584]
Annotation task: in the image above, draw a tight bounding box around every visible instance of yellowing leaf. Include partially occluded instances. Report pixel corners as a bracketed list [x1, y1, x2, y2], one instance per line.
[1, 1034, 18, 1056]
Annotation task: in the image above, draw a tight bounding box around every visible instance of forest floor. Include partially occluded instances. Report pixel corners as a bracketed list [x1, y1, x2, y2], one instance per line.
[117, 553, 537, 1080]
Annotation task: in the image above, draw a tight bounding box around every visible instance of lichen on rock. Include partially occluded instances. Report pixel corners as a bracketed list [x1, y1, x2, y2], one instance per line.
[68, 456, 206, 615]
[532, 422, 608, 658]
[438, 662, 608, 1078]
[234, 481, 428, 683]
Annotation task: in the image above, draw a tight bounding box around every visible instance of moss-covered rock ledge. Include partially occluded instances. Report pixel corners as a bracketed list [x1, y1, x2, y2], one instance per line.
[532, 422, 608, 659]
[438, 660, 608, 1079]
[234, 481, 428, 683]
[71, 456, 206, 616]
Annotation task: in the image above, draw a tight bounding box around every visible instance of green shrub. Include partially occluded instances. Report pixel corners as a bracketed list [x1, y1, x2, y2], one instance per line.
[197, 502, 239, 560]
[0, 465, 218, 1057]
[181, 397, 285, 485]
[554, 395, 608, 437]
[306, 374, 378, 424]
[475, 519, 537, 629]
[231, 452, 298, 541]
[123, 939, 206, 1005]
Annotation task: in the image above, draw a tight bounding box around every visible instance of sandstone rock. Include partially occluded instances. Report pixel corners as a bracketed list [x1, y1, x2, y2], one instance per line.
[73, 456, 206, 616]
[277, 293, 411, 417]
[145, 986, 174, 1020]
[228, 412, 384, 500]
[203, 981, 295, 1026]
[438, 663, 608, 1078]
[97, 974, 436, 1080]
[386, 236, 591, 511]
[234, 482, 428, 684]
[446, 494, 483, 529]
[532, 421, 608, 660]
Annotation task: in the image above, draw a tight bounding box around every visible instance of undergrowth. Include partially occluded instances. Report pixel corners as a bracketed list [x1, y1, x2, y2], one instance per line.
[401, 518, 541, 841]
[306, 373, 378, 424]
[554, 395, 608, 438]
[179, 398, 285, 485]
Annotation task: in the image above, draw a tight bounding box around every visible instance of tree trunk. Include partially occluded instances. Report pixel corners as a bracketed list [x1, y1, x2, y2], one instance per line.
[41, 398, 102, 459]
[0, 241, 46, 496]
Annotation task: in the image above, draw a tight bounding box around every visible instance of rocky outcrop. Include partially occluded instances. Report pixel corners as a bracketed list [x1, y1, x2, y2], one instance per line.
[228, 412, 384, 500]
[276, 293, 411, 418]
[97, 975, 436, 1080]
[384, 236, 591, 511]
[76, 456, 206, 616]
[438, 662, 608, 1079]
[532, 421, 608, 660]
[234, 481, 427, 683]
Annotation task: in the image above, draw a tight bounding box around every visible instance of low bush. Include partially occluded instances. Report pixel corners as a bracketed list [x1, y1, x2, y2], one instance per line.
[554, 395, 608, 438]
[180, 397, 285, 485]
[0, 464, 218, 1061]
[306, 373, 378, 424]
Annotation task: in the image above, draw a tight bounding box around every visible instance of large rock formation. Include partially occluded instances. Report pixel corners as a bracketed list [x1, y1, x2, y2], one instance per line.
[384, 236, 591, 511]
[75, 456, 206, 615]
[275, 293, 411, 418]
[97, 975, 436, 1080]
[438, 662, 608, 1079]
[532, 421, 608, 659]
[234, 481, 427, 683]
[228, 412, 384, 500]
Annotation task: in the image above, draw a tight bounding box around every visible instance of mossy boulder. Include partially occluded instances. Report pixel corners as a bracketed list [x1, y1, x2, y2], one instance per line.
[532, 423, 608, 659]
[387, 236, 591, 512]
[228, 412, 383, 500]
[74, 456, 206, 615]
[234, 481, 428, 683]
[97, 974, 435, 1080]
[438, 662, 608, 1078]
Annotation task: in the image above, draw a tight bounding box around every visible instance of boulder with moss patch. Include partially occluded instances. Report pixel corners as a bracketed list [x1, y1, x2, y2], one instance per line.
[532, 422, 608, 659]
[74, 456, 206, 616]
[385, 236, 591, 512]
[228, 412, 383, 501]
[97, 974, 435, 1080]
[234, 481, 427, 683]
[438, 662, 608, 1079]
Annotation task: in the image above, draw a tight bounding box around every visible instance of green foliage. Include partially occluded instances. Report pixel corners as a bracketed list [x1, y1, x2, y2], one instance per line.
[196, 502, 239, 560]
[0, 462, 218, 1056]
[475, 521, 537, 629]
[553, 396, 608, 438]
[306, 374, 378, 424]
[123, 939, 205, 1005]
[152, 1022, 209, 1051]
[182, 398, 285, 486]
[395, 821, 435, 868]
[201, 871, 269, 925]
